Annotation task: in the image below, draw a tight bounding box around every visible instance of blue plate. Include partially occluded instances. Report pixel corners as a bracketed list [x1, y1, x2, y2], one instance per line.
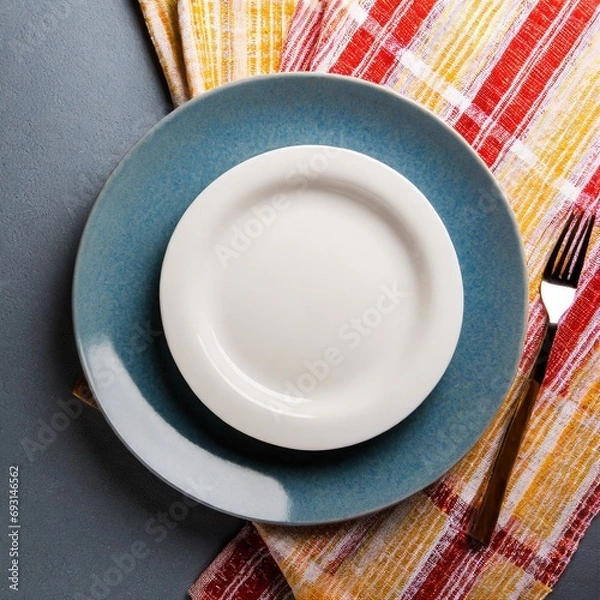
[73, 74, 527, 524]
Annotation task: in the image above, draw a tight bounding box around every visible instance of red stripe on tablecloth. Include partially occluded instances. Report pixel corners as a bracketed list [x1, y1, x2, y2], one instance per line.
[189, 524, 290, 600]
[544, 238, 600, 393]
[426, 483, 549, 577]
[579, 164, 600, 210]
[456, 0, 594, 164]
[493, 522, 543, 575]
[377, 0, 437, 45]
[329, 26, 376, 75]
[404, 513, 545, 599]
[406, 529, 483, 600]
[361, 46, 397, 83]
[493, 0, 596, 131]
[478, 0, 597, 165]
[521, 301, 548, 368]
[329, 0, 437, 76]
[321, 512, 384, 574]
[456, 0, 567, 143]
[370, 0, 404, 26]
[280, 0, 324, 71]
[425, 481, 475, 529]
[426, 485, 550, 575]
[539, 478, 600, 586]
[360, 0, 438, 82]
[400, 484, 489, 598]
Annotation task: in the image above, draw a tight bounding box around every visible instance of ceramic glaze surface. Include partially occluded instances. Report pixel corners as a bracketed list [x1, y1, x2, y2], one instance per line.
[73, 74, 527, 524]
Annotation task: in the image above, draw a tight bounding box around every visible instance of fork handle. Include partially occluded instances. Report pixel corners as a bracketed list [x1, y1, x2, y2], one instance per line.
[468, 378, 540, 545]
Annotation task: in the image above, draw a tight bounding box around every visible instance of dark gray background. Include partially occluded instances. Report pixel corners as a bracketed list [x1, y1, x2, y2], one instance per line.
[0, 1, 597, 598]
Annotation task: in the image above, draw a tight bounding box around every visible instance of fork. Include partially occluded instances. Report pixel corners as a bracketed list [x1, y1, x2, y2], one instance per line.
[468, 210, 595, 546]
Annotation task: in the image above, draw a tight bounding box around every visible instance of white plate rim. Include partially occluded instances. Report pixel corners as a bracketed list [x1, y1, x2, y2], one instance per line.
[159, 145, 464, 450]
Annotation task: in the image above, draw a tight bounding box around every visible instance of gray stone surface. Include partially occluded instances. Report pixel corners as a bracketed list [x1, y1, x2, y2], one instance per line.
[0, 1, 596, 598]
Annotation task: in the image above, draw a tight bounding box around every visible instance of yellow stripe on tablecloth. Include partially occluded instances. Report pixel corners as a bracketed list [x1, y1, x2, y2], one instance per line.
[382, 1, 599, 242]
[178, 0, 206, 94]
[347, 500, 446, 592]
[139, 0, 190, 105]
[413, 0, 526, 115]
[387, 2, 505, 110]
[277, 1, 299, 70]
[232, 0, 248, 81]
[516, 32, 600, 184]
[465, 557, 552, 600]
[495, 26, 600, 238]
[179, 0, 297, 96]
[260, 496, 448, 600]
[514, 381, 600, 539]
[257, 517, 378, 580]
[248, 1, 260, 78]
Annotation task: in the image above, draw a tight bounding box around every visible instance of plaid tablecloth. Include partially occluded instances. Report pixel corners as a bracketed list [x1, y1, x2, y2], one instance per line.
[135, 2, 600, 598]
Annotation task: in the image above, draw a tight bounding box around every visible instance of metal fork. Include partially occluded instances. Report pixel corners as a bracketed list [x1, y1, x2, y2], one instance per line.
[468, 210, 595, 545]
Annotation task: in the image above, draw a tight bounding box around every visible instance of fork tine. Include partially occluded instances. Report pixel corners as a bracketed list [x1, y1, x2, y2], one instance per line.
[553, 212, 581, 279]
[543, 212, 575, 280]
[568, 213, 595, 285]
[546, 211, 595, 285]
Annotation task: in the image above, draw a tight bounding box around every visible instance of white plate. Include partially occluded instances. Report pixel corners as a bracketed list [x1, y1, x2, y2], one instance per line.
[159, 145, 463, 450]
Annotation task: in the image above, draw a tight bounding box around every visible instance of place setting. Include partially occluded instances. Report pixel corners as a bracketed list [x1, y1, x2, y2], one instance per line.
[73, 1, 599, 599]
